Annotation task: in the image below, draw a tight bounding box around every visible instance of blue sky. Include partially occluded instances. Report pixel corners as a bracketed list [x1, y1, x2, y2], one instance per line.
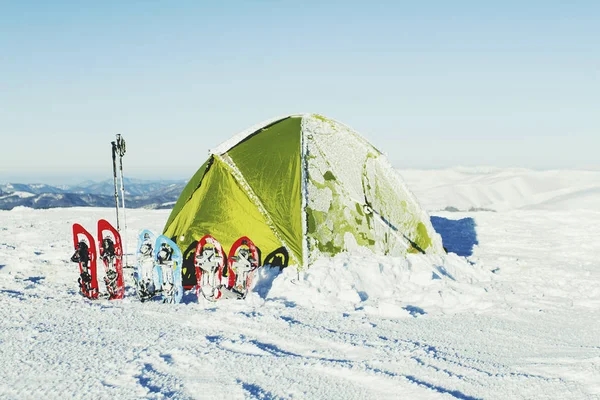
[0, 1, 598, 184]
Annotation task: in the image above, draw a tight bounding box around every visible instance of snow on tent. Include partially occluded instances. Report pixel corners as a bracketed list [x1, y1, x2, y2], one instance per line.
[163, 114, 444, 287]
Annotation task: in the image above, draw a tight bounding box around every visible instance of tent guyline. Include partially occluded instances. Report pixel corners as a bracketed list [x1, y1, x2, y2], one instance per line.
[164, 113, 444, 285]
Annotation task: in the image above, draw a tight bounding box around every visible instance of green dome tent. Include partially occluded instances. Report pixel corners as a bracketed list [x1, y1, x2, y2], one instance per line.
[164, 114, 443, 285]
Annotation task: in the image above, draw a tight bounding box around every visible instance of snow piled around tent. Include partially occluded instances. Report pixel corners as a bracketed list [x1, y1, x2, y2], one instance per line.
[255, 253, 493, 317]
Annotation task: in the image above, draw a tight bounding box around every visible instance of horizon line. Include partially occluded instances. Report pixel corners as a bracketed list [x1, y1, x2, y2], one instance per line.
[2, 165, 600, 186]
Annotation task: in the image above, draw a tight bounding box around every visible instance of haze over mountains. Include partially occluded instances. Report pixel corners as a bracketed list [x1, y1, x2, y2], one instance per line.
[0, 178, 186, 210]
[1, 168, 599, 212]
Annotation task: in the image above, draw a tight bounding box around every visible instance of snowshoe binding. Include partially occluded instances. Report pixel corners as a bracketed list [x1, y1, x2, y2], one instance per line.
[225, 236, 260, 299]
[154, 236, 183, 304]
[134, 230, 159, 301]
[194, 235, 226, 302]
[98, 219, 124, 300]
[71, 224, 99, 299]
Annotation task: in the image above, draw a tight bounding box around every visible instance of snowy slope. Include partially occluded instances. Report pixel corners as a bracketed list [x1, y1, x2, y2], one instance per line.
[400, 167, 600, 212]
[1, 203, 599, 399]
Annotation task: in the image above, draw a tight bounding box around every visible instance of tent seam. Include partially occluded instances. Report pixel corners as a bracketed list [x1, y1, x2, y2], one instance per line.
[300, 116, 310, 269]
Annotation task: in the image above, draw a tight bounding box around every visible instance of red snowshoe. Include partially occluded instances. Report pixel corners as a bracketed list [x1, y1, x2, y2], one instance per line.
[71, 224, 99, 299]
[194, 235, 227, 301]
[97, 219, 125, 300]
[225, 236, 260, 299]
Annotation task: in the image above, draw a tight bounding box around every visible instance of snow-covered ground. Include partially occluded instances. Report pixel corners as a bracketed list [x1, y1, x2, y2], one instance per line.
[1, 169, 599, 399]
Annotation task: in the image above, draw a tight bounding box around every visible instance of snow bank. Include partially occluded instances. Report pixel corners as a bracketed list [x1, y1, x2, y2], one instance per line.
[253, 253, 494, 317]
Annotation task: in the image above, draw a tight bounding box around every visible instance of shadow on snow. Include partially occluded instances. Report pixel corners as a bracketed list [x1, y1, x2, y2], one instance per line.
[430, 216, 479, 257]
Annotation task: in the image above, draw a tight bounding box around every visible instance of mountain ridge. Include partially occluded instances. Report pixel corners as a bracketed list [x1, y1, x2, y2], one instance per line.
[0, 179, 187, 210]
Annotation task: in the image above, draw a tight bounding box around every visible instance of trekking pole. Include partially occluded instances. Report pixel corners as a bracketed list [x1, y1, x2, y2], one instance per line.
[111, 141, 121, 230]
[116, 134, 128, 266]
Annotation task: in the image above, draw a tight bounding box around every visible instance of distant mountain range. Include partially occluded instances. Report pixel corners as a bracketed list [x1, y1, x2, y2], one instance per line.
[0, 179, 187, 210]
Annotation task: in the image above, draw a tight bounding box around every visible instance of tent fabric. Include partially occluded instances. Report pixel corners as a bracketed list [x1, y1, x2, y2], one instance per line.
[163, 156, 283, 262]
[301, 115, 439, 262]
[164, 157, 211, 230]
[227, 117, 303, 265]
[163, 113, 444, 272]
